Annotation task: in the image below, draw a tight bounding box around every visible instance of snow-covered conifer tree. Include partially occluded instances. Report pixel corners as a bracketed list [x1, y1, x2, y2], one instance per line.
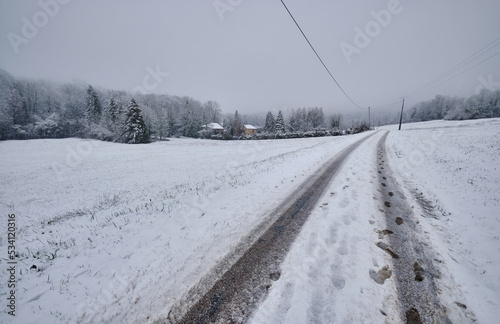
[122, 98, 150, 143]
[274, 110, 285, 133]
[86, 85, 102, 124]
[232, 110, 243, 136]
[107, 98, 119, 123]
[264, 111, 275, 133]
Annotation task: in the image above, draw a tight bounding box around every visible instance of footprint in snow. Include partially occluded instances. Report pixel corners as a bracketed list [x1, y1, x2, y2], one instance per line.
[270, 272, 281, 281]
[332, 276, 346, 289]
[369, 265, 392, 285]
[338, 239, 348, 255]
[338, 198, 350, 208]
[376, 242, 399, 259]
[342, 214, 352, 225]
[413, 262, 425, 281]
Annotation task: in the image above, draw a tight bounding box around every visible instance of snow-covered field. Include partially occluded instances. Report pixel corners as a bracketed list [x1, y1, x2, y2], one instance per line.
[0, 133, 368, 323]
[1, 118, 499, 323]
[381, 118, 500, 324]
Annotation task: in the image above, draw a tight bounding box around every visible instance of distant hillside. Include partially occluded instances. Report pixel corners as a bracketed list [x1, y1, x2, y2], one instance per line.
[0, 69, 221, 141]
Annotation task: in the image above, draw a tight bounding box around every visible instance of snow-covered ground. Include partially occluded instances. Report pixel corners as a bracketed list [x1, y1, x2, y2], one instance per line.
[0, 133, 368, 323]
[251, 131, 401, 323]
[252, 118, 500, 323]
[380, 118, 500, 324]
[1, 118, 498, 323]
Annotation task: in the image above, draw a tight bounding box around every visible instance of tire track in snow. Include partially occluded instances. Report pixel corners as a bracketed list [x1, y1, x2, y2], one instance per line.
[251, 131, 401, 323]
[377, 132, 452, 324]
[165, 133, 377, 323]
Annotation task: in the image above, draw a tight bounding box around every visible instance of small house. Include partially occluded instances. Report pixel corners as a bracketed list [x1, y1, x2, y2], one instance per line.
[202, 123, 224, 134]
[243, 125, 257, 135]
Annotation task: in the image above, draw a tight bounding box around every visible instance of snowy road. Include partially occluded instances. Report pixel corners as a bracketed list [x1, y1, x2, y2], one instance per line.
[169, 130, 458, 323]
[171, 133, 376, 323]
[250, 131, 401, 324]
[251, 126, 485, 324]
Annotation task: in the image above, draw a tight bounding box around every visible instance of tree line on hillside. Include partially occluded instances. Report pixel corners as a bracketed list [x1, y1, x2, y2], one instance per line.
[0, 69, 360, 142]
[211, 108, 362, 140]
[222, 108, 326, 136]
[1, 69, 498, 142]
[405, 89, 500, 123]
[263, 108, 325, 133]
[0, 69, 223, 142]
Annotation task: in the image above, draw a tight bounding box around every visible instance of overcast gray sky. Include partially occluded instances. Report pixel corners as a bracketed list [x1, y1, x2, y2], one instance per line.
[1, 0, 499, 115]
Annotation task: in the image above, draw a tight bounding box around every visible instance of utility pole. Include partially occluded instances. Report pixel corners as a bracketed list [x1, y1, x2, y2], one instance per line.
[368, 107, 371, 129]
[398, 97, 405, 131]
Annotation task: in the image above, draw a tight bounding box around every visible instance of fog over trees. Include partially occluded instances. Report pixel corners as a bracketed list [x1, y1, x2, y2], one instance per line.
[0, 69, 221, 142]
[1, 69, 498, 142]
[406, 91, 500, 122]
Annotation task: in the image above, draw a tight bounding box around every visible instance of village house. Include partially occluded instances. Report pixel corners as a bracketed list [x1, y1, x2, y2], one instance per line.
[202, 122, 224, 134]
[243, 125, 257, 135]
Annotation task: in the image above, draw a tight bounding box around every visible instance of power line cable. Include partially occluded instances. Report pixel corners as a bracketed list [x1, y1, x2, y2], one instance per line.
[429, 38, 500, 83]
[408, 50, 500, 99]
[405, 37, 500, 98]
[279, 0, 365, 110]
[372, 37, 500, 110]
[371, 100, 402, 110]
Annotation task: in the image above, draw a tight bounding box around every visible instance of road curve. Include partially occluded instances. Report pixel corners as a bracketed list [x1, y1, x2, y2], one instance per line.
[163, 132, 377, 324]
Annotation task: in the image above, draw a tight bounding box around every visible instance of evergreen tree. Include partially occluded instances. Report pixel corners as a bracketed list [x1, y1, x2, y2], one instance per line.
[298, 108, 310, 131]
[107, 98, 119, 123]
[7, 88, 27, 125]
[275, 110, 285, 133]
[122, 98, 150, 144]
[264, 111, 275, 133]
[288, 109, 303, 132]
[232, 110, 243, 136]
[86, 85, 102, 124]
[166, 107, 175, 137]
[181, 99, 203, 137]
